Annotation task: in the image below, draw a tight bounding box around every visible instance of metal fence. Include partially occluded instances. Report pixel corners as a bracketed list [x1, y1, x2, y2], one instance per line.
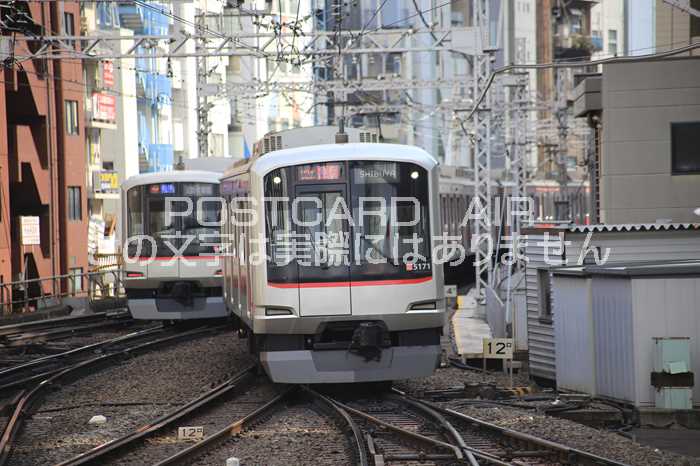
[0, 254, 125, 315]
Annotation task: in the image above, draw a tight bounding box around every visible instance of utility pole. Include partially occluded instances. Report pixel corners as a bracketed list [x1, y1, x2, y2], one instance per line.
[472, 0, 494, 298]
[555, 67, 569, 188]
[196, 10, 210, 158]
[506, 72, 530, 269]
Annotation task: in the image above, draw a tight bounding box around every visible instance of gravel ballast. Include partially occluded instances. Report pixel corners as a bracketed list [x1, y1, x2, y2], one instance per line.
[447, 403, 700, 466]
[9, 329, 249, 465]
[189, 404, 351, 466]
[395, 365, 531, 395]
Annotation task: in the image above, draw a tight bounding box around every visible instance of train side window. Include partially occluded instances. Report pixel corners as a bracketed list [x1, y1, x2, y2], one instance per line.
[537, 269, 552, 323]
[264, 168, 292, 265]
[127, 187, 144, 236]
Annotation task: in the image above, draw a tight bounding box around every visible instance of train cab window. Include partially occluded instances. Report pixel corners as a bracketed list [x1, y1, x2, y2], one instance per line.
[182, 183, 221, 255]
[350, 161, 431, 279]
[147, 196, 176, 242]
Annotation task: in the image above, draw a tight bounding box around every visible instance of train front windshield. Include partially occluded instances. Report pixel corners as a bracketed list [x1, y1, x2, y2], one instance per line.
[127, 182, 221, 257]
[265, 160, 431, 284]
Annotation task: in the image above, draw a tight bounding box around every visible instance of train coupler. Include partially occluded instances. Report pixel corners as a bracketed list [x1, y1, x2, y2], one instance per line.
[348, 322, 390, 362]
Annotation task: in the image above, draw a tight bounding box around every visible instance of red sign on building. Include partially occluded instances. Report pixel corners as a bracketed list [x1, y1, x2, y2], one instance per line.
[92, 93, 116, 122]
[102, 61, 114, 88]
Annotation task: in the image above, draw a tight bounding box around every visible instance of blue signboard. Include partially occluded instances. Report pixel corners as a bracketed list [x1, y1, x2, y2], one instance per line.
[161, 183, 175, 194]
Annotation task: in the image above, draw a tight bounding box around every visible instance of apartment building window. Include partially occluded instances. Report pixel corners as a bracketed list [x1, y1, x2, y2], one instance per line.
[671, 122, 700, 174]
[537, 269, 552, 322]
[608, 29, 618, 55]
[68, 186, 82, 220]
[65, 100, 79, 135]
[692, 0, 700, 38]
[63, 12, 75, 48]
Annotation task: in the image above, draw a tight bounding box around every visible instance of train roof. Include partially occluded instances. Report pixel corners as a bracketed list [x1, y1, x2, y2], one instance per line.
[223, 143, 438, 179]
[121, 170, 222, 191]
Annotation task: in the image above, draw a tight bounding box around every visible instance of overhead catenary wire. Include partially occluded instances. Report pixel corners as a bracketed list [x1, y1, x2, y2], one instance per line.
[458, 42, 700, 125]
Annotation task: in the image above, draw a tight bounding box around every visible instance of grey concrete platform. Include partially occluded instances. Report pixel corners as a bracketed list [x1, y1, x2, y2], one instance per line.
[452, 288, 492, 358]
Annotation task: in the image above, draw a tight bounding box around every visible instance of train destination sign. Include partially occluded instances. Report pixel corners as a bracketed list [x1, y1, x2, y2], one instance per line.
[353, 162, 398, 183]
[297, 162, 343, 181]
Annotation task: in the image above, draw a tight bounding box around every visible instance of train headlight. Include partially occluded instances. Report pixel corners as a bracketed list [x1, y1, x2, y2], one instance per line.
[409, 300, 437, 310]
[265, 307, 293, 316]
[410, 170, 420, 180]
[273, 176, 282, 185]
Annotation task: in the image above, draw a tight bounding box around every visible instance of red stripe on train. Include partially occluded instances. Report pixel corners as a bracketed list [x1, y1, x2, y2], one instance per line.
[130, 256, 219, 262]
[268, 276, 432, 289]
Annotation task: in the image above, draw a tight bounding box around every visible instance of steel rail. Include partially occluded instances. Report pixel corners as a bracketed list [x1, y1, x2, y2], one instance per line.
[330, 398, 466, 461]
[0, 311, 126, 339]
[2, 317, 133, 346]
[152, 387, 296, 466]
[57, 362, 259, 466]
[0, 326, 163, 391]
[303, 387, 370, 466]
[388, 393, 481, 466]
[0, 325, 224, 466]
[413, 395, 630, 466]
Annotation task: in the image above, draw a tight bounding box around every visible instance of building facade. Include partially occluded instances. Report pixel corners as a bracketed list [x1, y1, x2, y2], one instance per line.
[118, 2, 175, 173]
[81, 1, 139, 252]
[575, 57, 700, 223]
[0, 1, 88, 307]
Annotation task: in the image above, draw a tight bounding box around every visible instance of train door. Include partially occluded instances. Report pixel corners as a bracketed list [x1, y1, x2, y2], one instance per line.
[145, 184, 179, 280]
[294, 184, 352, 317]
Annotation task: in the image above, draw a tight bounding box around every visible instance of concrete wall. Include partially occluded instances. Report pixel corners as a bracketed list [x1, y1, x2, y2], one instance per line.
[655, 0, 699, 55]
[600, 57, 700, 223]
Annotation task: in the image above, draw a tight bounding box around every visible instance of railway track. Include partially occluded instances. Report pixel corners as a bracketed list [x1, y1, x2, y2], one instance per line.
[0, 311, 132, 347]
[131, 384, 292, 466]
[56, 364, 279, 465]
[57, 378, 365, 466]
[0, 324, 163, 392]
[321, 389, 630, 466]
[0, 324, 226, 465]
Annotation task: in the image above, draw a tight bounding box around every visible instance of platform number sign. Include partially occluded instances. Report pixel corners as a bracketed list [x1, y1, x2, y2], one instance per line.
[178, 426, 204, 441]
[482, 338, 514, 360]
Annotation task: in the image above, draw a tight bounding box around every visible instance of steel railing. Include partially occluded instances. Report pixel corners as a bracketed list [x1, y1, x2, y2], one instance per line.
[0, 267, 125, 316]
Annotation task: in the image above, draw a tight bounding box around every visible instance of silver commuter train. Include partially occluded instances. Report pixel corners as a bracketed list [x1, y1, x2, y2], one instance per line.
[220, 142, 446, 383]
[121, 170, 227, 320]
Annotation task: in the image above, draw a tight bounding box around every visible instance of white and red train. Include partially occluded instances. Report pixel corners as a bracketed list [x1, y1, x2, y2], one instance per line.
[121, 170, 227, 321]
[220, 141, 446, 383]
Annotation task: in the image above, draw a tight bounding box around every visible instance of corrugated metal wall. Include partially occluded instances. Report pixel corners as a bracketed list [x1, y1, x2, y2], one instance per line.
[566, 230, 700, 265]
[553, 275, 596, 394]
[524, 232, 564, 380]
[525, 227, 700, 384]
[592, 276, 636, 403]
